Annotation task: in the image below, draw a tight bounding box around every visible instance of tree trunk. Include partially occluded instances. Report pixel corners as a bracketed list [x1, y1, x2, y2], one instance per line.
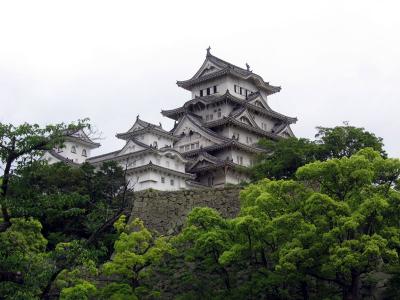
[40, 268, 63, 300]
[343, 272, 361, 300]
[0, 159, 13, 231]
[301, 281, 310, 300]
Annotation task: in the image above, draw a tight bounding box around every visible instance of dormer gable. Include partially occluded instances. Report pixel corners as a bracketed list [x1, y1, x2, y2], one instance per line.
[231, 108, 259, 128]
[118, 139, 148, 156]
[247, 94, 270, 110]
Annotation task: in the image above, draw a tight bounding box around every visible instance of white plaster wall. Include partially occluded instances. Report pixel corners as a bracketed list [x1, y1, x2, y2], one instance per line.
[252, 113, 276, 132]
[214, 148, 254, 167]
[127, 169, 188, 191]
[219, 126, 260, 145]
[53, 141, 91, 164]
[136, 133, 174, 148]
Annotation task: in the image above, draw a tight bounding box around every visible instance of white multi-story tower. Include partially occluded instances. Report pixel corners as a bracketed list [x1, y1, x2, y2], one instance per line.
[162, 48, 297, 187]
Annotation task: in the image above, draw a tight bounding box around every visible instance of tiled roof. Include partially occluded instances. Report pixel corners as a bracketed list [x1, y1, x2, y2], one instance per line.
[48, 150, 81, 166]
[205, 117, 282, 141]
[177, 52, 281, 95]
[126, 161, 195, 179]
[162, 90, 297, 124]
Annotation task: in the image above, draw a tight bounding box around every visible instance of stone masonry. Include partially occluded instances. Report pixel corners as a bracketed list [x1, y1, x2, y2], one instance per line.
[129, 186, 241, 235]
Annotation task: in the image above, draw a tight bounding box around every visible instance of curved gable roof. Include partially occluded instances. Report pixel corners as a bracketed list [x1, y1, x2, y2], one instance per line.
[177, 51, 281, 95]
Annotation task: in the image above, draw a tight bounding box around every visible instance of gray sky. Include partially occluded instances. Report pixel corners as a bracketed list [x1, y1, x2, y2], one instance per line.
[1, 0, 399, 157]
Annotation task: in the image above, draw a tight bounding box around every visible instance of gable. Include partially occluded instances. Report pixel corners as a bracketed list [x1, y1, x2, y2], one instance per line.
[192, 59, 223, 80]
[248, 95, 270, 110]
[235, 109, 258, 128]
[276, 125, 295, 138]
[127, 121, 145, 132]
[172, 115, 224, 145]
[118, 140, 147, 155]
[189, 155, 218, 171]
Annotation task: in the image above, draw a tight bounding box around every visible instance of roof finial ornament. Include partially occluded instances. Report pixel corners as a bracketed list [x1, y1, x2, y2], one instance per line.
[136, 114, 139, 120]
[206, 46, 211, 56]
[246, 63, 251, 72]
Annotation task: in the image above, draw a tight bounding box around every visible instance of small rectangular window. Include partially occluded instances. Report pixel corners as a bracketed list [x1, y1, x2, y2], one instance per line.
[234, 85, 237, 93]
[206, 115, 209, 121]
[185, 145, 190, 151]
[170, 179, 174, 186]
[240, 87, 243, 95]
[191, 144, 194, 150]
[200, 90, 203, 97]
[218, 111, 221, 117]
[210, 114, 213, 120]
[161, 177, 165, 183]
[207, 88, 210, 95]
[213, 85, 217, 93]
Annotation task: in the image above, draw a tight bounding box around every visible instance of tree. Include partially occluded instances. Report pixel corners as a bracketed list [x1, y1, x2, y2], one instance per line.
[251, 125, 386, 181]
[0, 120, 89, 231]
[101, 216, 173, 299]
[0, 217, 53, 299]
[251, 137, 322, 180]
[315, 125, 386, 159]
[174, 149, 400, 300]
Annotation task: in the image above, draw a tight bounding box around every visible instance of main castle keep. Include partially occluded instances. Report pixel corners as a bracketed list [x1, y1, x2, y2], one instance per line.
[45, 49, 297, 190]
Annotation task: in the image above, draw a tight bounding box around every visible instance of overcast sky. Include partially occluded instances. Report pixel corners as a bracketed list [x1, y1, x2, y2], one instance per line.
[1, 0, 399, 157]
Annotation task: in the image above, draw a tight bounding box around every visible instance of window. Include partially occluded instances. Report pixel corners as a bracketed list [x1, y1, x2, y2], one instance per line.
[166, 161, 170, 167]
[71, 146, 76, 154]
[206, 115, 209, 121]
[185, 145, 190, 151]
[161, 177, 165, 183]
[191, 144, 194, 150]
[180, 146, 184, 151]
[234, 85, 237, 93]
[213, 85, 217, 93]
[200, 90, 203, 97]
[217, 108, 221, 118]
[170, 179, 174, 186]
[240, 87, 243, 95]
[207, 87, 210, 95]
[210, 114, 213, 120]
[82, 149, 87, 157]
[195, 142, 200, 149]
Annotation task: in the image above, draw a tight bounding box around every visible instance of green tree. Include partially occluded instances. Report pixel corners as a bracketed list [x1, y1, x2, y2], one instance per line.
[0, 120, 89, 231]
[101, 216, 173, 298]
[251, 125, 386, 180]
[251, 137, 321, 180]
[0, 218, 52, 299]
[315, 125, 386, 159]
[175, 149, 400, 300]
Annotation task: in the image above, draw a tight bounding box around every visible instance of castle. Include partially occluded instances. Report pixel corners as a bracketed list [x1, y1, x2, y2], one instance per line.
[45, 49, 297, 191]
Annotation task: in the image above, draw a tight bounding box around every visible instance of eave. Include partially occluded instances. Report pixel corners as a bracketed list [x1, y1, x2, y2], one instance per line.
[182, 140, 266, 158]
[126, 162, 195, 179]
[205, 117, 282, 141]
[162, 91, 297, 124]
[116, 127, 179, 141]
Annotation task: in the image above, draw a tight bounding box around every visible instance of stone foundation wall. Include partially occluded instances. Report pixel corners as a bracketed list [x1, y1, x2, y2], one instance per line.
[129, 187, 241, 235]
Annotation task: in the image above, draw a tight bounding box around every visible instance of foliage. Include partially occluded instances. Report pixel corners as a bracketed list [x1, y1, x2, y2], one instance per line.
[172, 148, 400, 299]
[0, 218, 52, 299]
[0, 120, 90, 228]
[101, 216, 173, 298]
[251, 125, 386, 180]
